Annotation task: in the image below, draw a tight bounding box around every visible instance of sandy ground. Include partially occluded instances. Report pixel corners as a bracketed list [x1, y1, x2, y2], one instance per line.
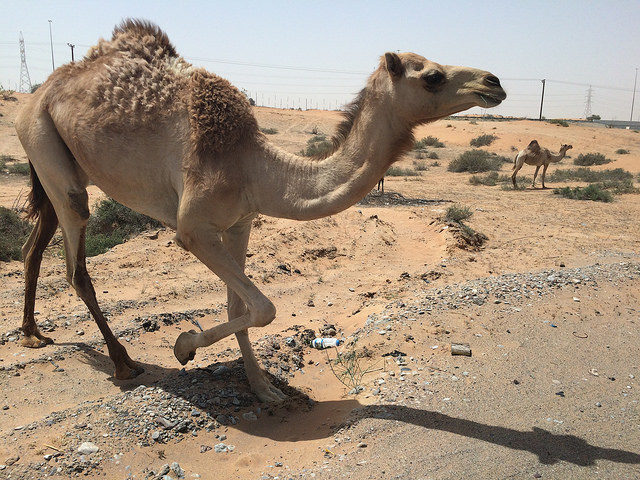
[0, 94, 639, 479]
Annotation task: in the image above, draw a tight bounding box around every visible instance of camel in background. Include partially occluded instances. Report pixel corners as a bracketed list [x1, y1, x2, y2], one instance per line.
[512, 140, 573, 188]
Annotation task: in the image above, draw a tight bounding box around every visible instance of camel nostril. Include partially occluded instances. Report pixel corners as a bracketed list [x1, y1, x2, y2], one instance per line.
[485, 75, 501, 87]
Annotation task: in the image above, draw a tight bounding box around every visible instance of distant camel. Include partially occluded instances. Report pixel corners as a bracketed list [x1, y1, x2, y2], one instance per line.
[512, 140, 573, 188]
[377, 177, 384, 192]
[16, 20, 505, 402]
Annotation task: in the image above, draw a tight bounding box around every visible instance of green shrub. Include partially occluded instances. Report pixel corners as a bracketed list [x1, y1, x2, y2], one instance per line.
[415, 136, 444, 149]
[573, 153, 612, 166]
[448, 150, 504, 173]
[615, 148, 629, 154]
[0, 158, 6, 172]
[469, 171, 499, 186]
[7, 162, 30, 175]
[548, 119, 569, 127]
[548, 167, 632, 183]
[412, 160, 429, 171]
[260, 127, 278, 135]
[553, 184, 613, 202]
[386, 166, 420, 177]
[469, 134, 497, 147]
[299, 134, 333, 157]
[595, 179, 637, 194]
[0, 206, 32, 261]
[427, 151, 439, 159]
[85, 199, 162, 257]
[445, 205, 473, 223]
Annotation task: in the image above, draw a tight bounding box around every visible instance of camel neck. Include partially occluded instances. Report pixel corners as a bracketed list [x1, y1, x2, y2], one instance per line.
[249, 99, 412, 220]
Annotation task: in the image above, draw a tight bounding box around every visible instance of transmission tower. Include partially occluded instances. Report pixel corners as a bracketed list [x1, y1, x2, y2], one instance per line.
[19, 32, 32, 93]
[584, 85, 593, 119]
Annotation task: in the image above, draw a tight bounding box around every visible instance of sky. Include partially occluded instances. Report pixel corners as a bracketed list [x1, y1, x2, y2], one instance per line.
[1, 0, 639, 120]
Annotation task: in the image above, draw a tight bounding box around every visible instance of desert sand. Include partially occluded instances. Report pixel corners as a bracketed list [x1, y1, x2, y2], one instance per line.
[0, 94, 639, 479]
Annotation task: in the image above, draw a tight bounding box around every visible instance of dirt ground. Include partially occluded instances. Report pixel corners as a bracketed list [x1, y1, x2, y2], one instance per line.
[0, 94, 639, 479]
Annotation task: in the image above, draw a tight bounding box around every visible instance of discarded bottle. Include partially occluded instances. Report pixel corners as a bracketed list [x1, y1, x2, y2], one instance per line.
[311, 338, 341, 349]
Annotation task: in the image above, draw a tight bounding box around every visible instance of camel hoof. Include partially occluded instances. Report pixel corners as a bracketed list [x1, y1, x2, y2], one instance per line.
[174, 330, 198, 366]
[21, 334, 53, 348]
[114, 362, 145, 380]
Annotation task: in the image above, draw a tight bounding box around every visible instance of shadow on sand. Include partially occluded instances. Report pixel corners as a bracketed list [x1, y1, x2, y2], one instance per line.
[72, 343, 640, 468]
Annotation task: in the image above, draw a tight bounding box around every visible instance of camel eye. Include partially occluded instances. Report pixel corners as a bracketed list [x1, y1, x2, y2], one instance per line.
[423, 71, 445, 89]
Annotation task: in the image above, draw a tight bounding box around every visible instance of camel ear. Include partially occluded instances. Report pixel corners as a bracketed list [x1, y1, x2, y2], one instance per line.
[384, 52, 404, 78]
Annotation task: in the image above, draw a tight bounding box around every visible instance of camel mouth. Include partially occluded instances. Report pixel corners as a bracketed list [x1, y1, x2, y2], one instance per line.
[475, 92, 505, 108]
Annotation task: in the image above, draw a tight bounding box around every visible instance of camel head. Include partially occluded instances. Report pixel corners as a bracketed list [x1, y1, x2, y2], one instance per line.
[561, 144, 573, 153]
[378, 52, 506, 124]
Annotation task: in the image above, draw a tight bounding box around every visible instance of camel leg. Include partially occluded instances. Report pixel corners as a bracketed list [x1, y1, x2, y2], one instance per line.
[222, 218, 286, 402]
[19, 112, 142, 379]
[172, 220, 276, 366]
[511, 158, 524, 187]
[532, 165, 541, 188]
[541, 164, 549, 189]
[21, 198, 58, 348]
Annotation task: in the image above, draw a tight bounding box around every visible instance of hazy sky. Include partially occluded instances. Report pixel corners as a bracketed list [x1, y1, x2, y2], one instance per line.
[1, 0, 639, 120]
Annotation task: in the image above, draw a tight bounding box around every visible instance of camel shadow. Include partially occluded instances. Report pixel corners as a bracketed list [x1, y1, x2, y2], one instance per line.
[70, 343, 640, 468]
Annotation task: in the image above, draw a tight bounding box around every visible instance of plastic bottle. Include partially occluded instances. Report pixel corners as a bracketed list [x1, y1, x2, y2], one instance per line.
[311, 338, 341, 349]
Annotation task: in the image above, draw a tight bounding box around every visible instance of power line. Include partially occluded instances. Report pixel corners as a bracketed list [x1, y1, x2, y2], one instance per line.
[19, 31, 32, 93]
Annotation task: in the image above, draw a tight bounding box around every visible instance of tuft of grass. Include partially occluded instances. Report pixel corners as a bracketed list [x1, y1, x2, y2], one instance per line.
[445, 205, 473, 223]
[324, 348, 377, 393]
[415, 136, 444, 149]
[469, 134, 497, 147]
[85, 199, 162, 257]
[386, 166, 420, 177]
[553, 184, 613, 202]
[7, 162, 30, 175]
[595, 179, 637, 194]
[0, 206, 32, 261]
[615, 148, 630, 154]
[299, 134, 333, 157]
[448, 149, 504, 173]
[1, 154, 17, 163]
[573, 153, 612, 166]
[548, 167, 632, 183]
[469, 171, 499, 186]
[412, 160, 429, 171]
[260, 127, 278, 135]
[548, 119, 569, 127]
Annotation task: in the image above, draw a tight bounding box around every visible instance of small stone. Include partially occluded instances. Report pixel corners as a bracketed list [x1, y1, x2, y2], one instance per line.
[170, 462, 184, 478]
[214, 443, 227, 453]
[77, 442, 99, 455]
[4, 456, 19, 466]
[357, 442, 367, 448]
[76, 330, 84, 336]
[200, 445, 212, 453]
[572, 297, 580, 302]
[151, 431, 162, 442]
[242, 411, 258, 421]
[595, 402, 602, 407]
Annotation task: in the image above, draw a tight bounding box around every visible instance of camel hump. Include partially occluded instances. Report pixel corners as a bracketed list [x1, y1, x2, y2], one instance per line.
[527, 140, 540, 154]
[112, 19, 178, 58]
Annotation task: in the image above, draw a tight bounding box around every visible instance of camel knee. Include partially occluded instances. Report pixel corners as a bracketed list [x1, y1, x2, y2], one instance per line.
[67, 190, 89, 220]
[251, 299, 276, 328]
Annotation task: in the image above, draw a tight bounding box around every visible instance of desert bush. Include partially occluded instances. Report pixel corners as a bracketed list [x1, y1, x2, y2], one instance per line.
[573, 153, 612, 166]
[299, 134, 333, 157]
[595, 179, 638, 194]
[260, 127, 278, 135]
[445, 204, 473, 223]
[469, 120, 478, 125]
[30, 83, 42, 94]
[415, 136, 444, 149]
[324, 348, 377, 393]
[548, 167, 632, 183]
[386, 166, 420, 177]
[548, 119, 569, 127]
[553, 184, 613, 202]
[0, 206, 32, 261]
[85, 199, 162, 257]
[469, 134, 497, 147]
[0, 158, 6, 172]
[469, 171, 499, 186]
[448, 149, 504, 173]
[427, 151, 439, 159]
[615, 148, 629, 154]
[412, 160, 429, 171]
[7, 162, 30, 175]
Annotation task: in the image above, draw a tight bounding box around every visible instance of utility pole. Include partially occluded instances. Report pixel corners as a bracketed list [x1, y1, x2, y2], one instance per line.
[48, 20, 55, 71]
[19, 32, 32, 93]
[631, 68, 638, 122]
[538, 79, 546, 120]
[584, 85, 593, 119]
[67, 43, 75, 62]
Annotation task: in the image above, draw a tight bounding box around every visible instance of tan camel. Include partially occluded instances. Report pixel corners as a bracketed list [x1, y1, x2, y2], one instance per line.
[16, 20, 505, 402]
[512, 140, 573, 188]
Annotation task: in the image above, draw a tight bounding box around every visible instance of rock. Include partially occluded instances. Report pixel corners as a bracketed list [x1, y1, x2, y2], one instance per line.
[170, 462, 184, 478]
[151, 430, 162, 442]
[4, 456, 19, 466]
[158, 464, 171, 476]
[348, 386, 364, 395]
[77, 442, 99, 455]
[214, 443, 228, 453]
[242, 411, 258, 421]
[76, 329, 84, 336]
[200, 445, 212, 453]
[357, 442, 367, 448]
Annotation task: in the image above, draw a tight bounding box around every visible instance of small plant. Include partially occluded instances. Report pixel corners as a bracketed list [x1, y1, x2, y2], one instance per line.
[615, 148, 630, 154]
[595, 179, 638, 194]
[0, 158, 6, 172]
[553, 184, 613, 202]
[412, 160, 429, 171]
[85, 198, 162, 256]
[548, 119, 569, 127]
[469, 120, 478, 125]
[260, 127, 278, 135]
[427, 151, 439, 159]
[386, 166, 420, 176]
[469, 171, 499, 186]
[0, 206, 32, 261]
[448, 149, 504, 173]
[310, 125, 320, 135]
[573, 153, 612, 166]
[469, 134, 497, 147]
[7, 163, 30, 175]
[324, 348, 377, 393]
[445, 205, 473, 223]
[299, 134, 333, 157]
[30, 83, 42, 94]
[446, 123, 452, 128]
[430, 160, 440, 167]
[415, 136, 444, 149]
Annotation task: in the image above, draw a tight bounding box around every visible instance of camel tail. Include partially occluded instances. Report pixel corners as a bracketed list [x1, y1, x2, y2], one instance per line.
[25, 162, 48, 221]
[512, 154, 518, 170]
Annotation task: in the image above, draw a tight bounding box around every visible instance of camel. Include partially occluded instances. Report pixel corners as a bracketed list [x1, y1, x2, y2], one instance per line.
[15, 20, 506, 402]
[512, 140, 573, 188]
